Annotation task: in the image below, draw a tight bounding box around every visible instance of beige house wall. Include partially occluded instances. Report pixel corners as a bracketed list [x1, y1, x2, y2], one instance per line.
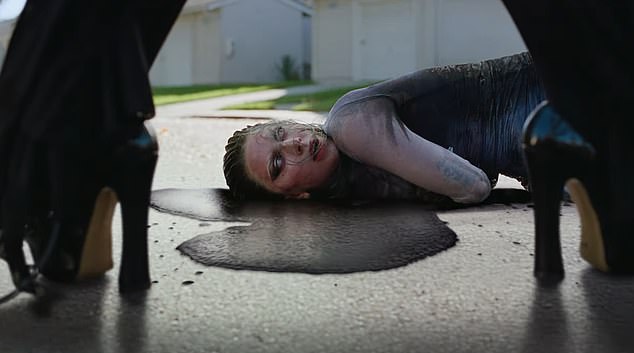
[150, 0, 312, 85]
[312, 0, 354, 82]
[434, 0, 525, 65]
[150, 13, 195, 86]
[0, 20, 15, 70]
[414, 0, 438, 69]
[0, 38, 6, 69]
[191, 10, 221, 84]
[312, 0, 526, 82]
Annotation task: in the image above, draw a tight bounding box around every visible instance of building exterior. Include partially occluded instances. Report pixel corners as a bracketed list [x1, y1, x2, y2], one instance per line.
[1, 0, 527, 86]
[0, 0, 24, 69]
[149, 0, 313, 86]
[0, 19, 16, 70]
[312, 0, 527, 82]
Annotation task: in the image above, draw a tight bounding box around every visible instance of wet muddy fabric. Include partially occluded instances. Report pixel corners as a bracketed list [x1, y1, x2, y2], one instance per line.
[320, 52, 545, 200]
[150, 188, 458, 273]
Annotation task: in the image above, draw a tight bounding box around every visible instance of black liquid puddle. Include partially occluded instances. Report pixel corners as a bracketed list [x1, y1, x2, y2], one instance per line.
[150, 188, 460, 274]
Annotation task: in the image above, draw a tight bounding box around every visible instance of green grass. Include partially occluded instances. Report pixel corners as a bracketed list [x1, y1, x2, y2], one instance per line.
[222, 101, 278, 110]
[223, 83, 374, 112]
[152, 80, 312, 106]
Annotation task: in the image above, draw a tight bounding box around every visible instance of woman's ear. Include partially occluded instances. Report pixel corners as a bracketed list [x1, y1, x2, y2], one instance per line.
[286, 192, 310, 200]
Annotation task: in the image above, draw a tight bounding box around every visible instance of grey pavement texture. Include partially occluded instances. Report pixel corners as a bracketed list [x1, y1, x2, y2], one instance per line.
[1, 106, 634, 353]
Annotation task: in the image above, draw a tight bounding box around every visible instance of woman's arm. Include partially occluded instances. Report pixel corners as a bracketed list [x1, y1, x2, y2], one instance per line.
[327, 98, 491, 203]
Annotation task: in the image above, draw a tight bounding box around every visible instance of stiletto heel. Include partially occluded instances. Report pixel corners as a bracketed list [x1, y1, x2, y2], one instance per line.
[523, 149, 565, 279]
[522, 101, 596, 280]
[112, 124, 158, 292]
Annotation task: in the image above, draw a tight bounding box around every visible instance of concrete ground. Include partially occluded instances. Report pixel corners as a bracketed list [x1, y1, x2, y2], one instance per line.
[1, 96, 634, 353]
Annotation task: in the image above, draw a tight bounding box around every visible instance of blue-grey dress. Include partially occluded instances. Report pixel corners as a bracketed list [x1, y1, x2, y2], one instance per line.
[313, 52, 545, 203]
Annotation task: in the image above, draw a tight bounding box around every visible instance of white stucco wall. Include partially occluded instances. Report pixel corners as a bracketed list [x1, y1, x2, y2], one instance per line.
[0, 42, 5, 70]
[150, 0, 311, 86]
[220, 0, 308, 82]
[435, 0, 526, 65]
[150, 13, 196, 86]
[352, 0, 420, 80]
[312, 0, 354, 82]
[191, 9, 222, 84]
[312, 0, 527, 82]
[150, 9, 224, 86]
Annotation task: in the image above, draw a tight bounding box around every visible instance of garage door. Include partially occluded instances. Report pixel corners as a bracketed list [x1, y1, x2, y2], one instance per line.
[354, 0, 416, 80]
[436, 0, 526, 65]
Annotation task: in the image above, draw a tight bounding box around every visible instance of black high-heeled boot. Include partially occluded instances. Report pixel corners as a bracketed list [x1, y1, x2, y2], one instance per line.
[112, 122, 159, 291]
[579, 120, 634, 274]
[1, 137, 47, 294]
[1, 122, 158, 295]
[35, 122, 159, 293]
[522, 101, 597, 280]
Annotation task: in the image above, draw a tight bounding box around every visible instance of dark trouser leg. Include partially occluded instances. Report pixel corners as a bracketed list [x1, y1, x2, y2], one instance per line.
[501, 1, 634, 135]
[502, 0, 634, 272]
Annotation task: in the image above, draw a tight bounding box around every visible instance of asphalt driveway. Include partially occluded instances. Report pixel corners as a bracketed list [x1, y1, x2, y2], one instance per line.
[1, 108, 633, 353]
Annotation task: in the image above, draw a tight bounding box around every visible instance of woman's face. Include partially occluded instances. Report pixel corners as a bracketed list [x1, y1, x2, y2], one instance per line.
[243, 122, 340, 198]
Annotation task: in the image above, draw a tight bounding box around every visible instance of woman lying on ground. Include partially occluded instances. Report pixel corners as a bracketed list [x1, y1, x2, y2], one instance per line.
[223, 52, 545, 206]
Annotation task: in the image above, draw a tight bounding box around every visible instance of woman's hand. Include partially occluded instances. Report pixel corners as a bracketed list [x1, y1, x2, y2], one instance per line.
[435, 153, 491, 203]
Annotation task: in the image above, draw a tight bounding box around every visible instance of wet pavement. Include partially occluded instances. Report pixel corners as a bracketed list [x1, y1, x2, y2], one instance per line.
[1, 111, 634, 353]
[151, 188, 458, 274]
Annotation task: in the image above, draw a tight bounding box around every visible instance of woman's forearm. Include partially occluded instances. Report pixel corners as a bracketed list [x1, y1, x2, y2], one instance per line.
[328, 98, 491, 203]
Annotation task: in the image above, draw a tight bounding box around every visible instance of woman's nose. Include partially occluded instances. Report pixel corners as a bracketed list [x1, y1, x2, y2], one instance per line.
[281, 137, 306, 156]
